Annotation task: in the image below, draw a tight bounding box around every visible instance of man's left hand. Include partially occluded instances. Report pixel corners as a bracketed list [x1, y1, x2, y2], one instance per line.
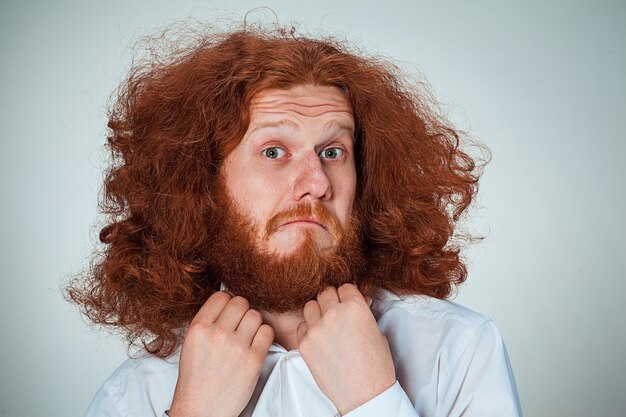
[296, 284, 396, 415]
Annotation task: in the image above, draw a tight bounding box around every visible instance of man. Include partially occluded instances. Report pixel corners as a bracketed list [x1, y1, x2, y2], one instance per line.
[68, 25, 522, 417]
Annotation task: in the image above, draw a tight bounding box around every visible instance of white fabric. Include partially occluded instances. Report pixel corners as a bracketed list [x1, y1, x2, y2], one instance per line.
[84, 289, 523, 417]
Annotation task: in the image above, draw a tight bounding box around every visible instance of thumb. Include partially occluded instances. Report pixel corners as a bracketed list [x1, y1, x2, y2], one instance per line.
[364, 296, 373, 307]
[296, 321, 308, 345]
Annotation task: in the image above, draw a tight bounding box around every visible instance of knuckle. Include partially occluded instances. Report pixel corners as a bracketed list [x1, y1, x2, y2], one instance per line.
[204, 291, 230, 306]
[209, 291, 231, 303]
[245, 308, 263, 323]
[230, 296, 250, 309]
[303, 300, 318, 313]
[316, 288, 328, 299]
[187, 321, 210, 337]
[346, 299, 362, 311]
[324, 307, 339, 320]
[257, 324, 275, 340]
[320, 286, 335, 294]
[210, 323, 231, 341]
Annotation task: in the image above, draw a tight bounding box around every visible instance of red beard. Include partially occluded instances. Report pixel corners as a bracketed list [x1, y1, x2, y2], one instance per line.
[205, 189, 365, 313]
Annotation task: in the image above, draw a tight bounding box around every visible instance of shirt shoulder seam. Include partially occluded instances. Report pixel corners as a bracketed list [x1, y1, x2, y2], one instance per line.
[96, 377, 134, 417]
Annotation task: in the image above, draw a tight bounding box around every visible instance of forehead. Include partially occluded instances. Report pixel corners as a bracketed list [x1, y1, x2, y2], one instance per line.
[249, 84, 354, 121]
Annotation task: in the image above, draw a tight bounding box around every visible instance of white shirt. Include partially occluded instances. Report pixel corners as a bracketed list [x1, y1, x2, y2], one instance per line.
[84, 289, 523, 417]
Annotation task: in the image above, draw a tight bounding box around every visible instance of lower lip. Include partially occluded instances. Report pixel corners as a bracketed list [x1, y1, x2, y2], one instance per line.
[283, 220, 325, 229]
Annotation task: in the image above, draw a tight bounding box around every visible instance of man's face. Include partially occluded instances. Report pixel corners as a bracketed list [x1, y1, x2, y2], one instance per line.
[221, 84, 357, 256]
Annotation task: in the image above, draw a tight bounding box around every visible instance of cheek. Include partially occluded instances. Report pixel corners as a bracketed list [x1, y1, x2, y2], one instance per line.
[330, 168, 357, 224]
[223, 149, 290, 234]
[222, 151, 275, 218]
[231, 170, 286, 222]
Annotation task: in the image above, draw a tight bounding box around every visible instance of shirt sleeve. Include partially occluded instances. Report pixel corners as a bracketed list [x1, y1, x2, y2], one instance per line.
[342, 381, 419, 417]
[440, 320, 523, 417]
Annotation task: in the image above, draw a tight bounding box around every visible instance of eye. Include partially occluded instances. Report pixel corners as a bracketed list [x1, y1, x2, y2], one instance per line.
[262, 147, 287, 159]
[319, 147, 344, 160]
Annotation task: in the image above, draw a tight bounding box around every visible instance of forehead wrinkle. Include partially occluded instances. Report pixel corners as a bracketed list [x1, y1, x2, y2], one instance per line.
[249, 105, 353, 129]
[252, 92, 350, 106]
[252, 103, 352, 118]
[248, 88, 355, 136]
[248, 114, 355, 141]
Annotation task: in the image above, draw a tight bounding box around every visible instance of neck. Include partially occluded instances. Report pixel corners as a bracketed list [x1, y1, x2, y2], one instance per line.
[260, 309, 305, 351]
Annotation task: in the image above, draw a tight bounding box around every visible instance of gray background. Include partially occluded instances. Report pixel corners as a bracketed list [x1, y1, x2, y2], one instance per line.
[1, 0, 625, 416]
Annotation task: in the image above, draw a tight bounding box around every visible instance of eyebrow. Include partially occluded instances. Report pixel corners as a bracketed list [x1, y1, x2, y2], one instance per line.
[248, 119, 298, 134]
[248, 119, 355, 137]
[325, 120, 355, 136]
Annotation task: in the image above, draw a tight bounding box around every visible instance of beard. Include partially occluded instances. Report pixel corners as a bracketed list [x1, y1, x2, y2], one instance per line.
[205, 186, 366, 313]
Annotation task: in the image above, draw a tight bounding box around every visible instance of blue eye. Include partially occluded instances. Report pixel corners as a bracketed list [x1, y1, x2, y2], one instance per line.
[319, 147, 344, 160]
[262, 147, 286, 159]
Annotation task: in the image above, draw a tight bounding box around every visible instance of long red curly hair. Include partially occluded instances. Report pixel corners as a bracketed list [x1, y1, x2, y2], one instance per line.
[67, 24, 487, 357]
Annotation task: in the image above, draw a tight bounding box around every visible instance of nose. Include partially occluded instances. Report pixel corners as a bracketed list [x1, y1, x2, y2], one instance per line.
[292, 151, 332, 202]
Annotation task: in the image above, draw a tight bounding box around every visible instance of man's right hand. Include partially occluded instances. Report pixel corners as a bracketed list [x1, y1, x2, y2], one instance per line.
[168, 291, 275, 417]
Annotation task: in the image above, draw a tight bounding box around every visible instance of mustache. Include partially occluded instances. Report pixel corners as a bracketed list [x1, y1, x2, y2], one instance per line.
[263, 201, 343, 242]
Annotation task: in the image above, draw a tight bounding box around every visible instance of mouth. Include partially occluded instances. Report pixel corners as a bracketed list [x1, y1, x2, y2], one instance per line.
[281, 218, 328, 231]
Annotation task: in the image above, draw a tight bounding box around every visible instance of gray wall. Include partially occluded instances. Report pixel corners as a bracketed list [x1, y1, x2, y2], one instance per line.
[1, 1, 624, 416]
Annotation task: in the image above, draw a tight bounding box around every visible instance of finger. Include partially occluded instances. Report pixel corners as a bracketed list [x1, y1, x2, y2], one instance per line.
[303, 300, 322, 325]
[236, 309, 264, 345]
[191, 291, 231, 325]
[216, 296, 250, 330]
[296, 321, 308, 344]
[337, 283, 366, 303]
[317, 286, 340, 314]
[251, 324, 275, 355]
